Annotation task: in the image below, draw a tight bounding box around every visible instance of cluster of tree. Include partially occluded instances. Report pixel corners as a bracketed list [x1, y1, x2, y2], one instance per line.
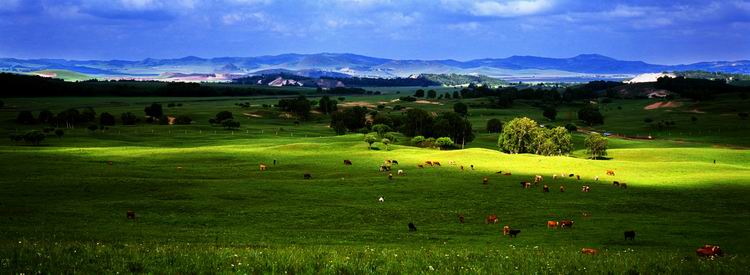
[277, 96, 312, 119]
[401, 109, 474, 147]
[655, 76, 747, 101]
[644, 118, 677, 129]
[17, 107, 97, 128]
[486, 118, 503, 133]
[166, 102, 183, 108]
[410, 136, 455, 150]
[421, 73, 507, 87]
[0, 73, 305, 97]
[330, 106, 369, 134]
[209, 111, 239, 129]
[578, 105, 604, 125]
[9, 130, 46, 146]
[363, 129, 400, 150]
[323, 76, 439, 87]
[318, 96, 338, 114]
[674, 71, 750, 82]
[562, 81, 623, 101]
[497, 117, 573, 156]
[584, 133, 608, 159]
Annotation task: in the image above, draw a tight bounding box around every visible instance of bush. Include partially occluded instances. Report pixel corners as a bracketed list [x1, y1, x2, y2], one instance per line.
[21, 130, 45, 145]
[435, 137, 454, 149]
[453, 102, 468, 115]
[399, 96, 417, 102]
[54, 129, 64, 138]
[565, 123, 578, 132]
[486, 118, 503, 133]
[578, 105, 604, 125]
[221, 119, 240, 130]
[411, 135, 425, 145]
[174, 115, 193, 125]
[100, 112, 116, 126]
[384, 132, 399, 143]
[16, 111, 36, 125]
[585, 133, 608, 159]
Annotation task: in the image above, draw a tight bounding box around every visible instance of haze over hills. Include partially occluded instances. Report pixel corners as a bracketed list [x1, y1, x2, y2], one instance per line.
[1, 53, 749, 81]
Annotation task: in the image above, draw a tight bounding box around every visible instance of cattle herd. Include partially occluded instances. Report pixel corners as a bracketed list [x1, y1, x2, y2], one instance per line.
[120, 158, 723, 258]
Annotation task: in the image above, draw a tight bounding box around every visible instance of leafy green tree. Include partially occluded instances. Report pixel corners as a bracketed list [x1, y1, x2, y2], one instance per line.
[121, 112, 138, 125]
[486, 118, 503, 133]
[222, 119, 240, 130]
[56, 109, 80, 128]
[427, 89, 437, 99]
[578, 105, 604, 125]
[372, 124, 392, 138]
[402, 108, 433, 137]
[38, 110, 54, 124]
[548, 126, 573, 155]
[384, 132, 399, 143]
[144, 103, 163, 119]
[100, 112, 116, 126]
[433, 112, 474, 147]
[215, 111, 234, 123]
[498, 117, 538, 154]
[381, 138, 391, 151]
[411, 135, 425, 145]
[543, 106, 557, 121]
[16, 111, 36, 125]
[453, 102, 468, 116]
[414, 89, 425, 97]
[585, 133, 608, 159]
[435, 137, 454, 150]
[364, 133, 378, 149]
[318, 96, 338, 114]
[22, 130, 45, 146]
[80, 107, 96, 123]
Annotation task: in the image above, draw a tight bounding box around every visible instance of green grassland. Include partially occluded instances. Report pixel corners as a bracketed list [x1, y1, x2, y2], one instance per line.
[1, 93, 749, 273]
[28, 70, 94, 82]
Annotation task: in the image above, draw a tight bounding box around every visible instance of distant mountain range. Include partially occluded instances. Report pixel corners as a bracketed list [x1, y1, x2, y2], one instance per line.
[1, 53, 748, 82]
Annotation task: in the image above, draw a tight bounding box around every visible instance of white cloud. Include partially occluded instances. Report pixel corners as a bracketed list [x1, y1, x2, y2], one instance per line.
[443, 0, 555, 17]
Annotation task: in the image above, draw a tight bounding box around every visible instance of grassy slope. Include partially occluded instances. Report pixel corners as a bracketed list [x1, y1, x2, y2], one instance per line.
[0, 94, 749, 273]
[29, 69, 94, 82]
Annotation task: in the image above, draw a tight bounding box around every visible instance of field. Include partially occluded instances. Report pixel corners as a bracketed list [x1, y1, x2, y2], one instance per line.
[1, 93, 750, 273]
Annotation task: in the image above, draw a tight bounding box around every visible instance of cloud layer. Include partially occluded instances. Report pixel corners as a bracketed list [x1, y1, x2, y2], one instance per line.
[0, 0, 748, 63]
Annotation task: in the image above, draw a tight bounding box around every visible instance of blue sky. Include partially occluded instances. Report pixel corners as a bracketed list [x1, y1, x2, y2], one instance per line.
[1, 0, 749, 64]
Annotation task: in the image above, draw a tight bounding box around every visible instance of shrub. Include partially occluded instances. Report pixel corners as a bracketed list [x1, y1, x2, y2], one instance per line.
[486, 118, 503, 133]
[565, 123, 578, 132]
[411, 135, 425, 145]
[174, 115, 193, 125]
[435, 137, 454, 149]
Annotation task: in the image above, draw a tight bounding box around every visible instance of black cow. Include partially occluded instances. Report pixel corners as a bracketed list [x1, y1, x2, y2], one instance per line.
[126, 210, 136, 220]
[508, 229, 521, 237]
[569, 174, 575, 177]
[304, 173, 312, 179]
[624, 230, 636, 241]
[392, 160, 399, 165]
[408, 222, 417, 232]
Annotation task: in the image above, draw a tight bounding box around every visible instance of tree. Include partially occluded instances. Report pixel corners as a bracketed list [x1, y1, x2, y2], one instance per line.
[453, 91, 460, 99]
[444, 92, 451, 99]
[402, 108, 433, 137]
[332, 120, 347, 135]
[121, 112, 138, 125]
[144, 103, 163, 119]
[433, 112, 475, 148]
[100, 112, 116, 126]
[414, 89, 425, 97]
[585, 133, 608, 159]
[222, 119, 240, 130]
[87, 124, 99, 132]
[38, 110, 54, 124]
[16, 111, 36, 124]
[411, 135, 425, 145]
[453, 102, 468, 116]
[543, 106, 557, 121]
[56, 109, 80, 128]
[22, 130, 45, 146]
[486, 118, 503, 133]
[427, 89, 437, 99]
[80, 107, 96, 123]
[54, 129, 64, 139]
[548, 126, 573, 155]
[372, 124, 392, 138]
[498, 117, 538, 154]
[214, 111, 234, 123]
[318, 96, 338, 114]
[174, 115, 192, 125]
[384, 132, 399, 143]
[381, 138, 391, 151]
[364, 133, 378, 149]
[578, 105, 604, 125]
[435, 137, 454, 150]
[565, 123, 577, 132]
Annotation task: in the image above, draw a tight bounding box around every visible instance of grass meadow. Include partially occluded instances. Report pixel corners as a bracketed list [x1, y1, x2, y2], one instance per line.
[0, 93, 749, 273]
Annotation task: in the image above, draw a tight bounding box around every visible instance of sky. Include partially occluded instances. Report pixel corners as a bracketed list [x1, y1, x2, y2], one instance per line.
[0, 0, 749, 64]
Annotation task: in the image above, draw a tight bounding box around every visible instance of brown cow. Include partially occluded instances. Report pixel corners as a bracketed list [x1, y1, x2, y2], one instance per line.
[504, 172, 512, 176]
[418, 164, 424, 168]
[543, 185, 550, 192]
[304, 173, 312, 179]
[502, 225, 510, 235]
[560, 185, 565, 192]
[259, 164, 268, 171]
[425, 161, 433, 166]
[576, 175, 581, 180]
[433, 161, 441, 166]
[485, 215, 499, 224]
[560, 220, 574, 228]
[547, 220, 559, 228]
[460, 166, 464, 171]
[613, 181, 620, 187]
[107, 161, 113, 166]
[483, 177, 489, 185]
[606, 170, 615, 176]
[458, 214, 465, 224]
[126, 210, 136, 220]
[581, 248, 598, 255]
[696, 245, 723, 257]
[520, 182, 531, 189]
[344, 160, 353, 165]
[620, 183, 628, 189]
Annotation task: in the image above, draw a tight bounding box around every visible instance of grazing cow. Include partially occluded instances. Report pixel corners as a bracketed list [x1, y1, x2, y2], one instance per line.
[304, 173, 312, 179]
[434, 161, 441, 166]
[448, 160, 456, 165]
[581, 185, 591, 192]
[504, 172, 512, 176]
[581, 248, 598, 255]
[577, 175, 581, 180]
[560, 220, 574, 228]
[398, 170, 405, 176]
[425, 161, 433, 166]
[547, 221, 559, 228]
[696, 245, 723, 257]
[388, 173, 393, 180]
[378, 197, 384, 202]
[408, 222, 417, 232]
[483, 177, 489, 185]
[344, 160, 353, 165]
[520, 182, 531, 189]
[620, 183, 628, 189]
[543, 185, 550, 193]
[126, 210, 136, 220]
[485, 215, 499, 224]
[508, 229, 521, 238]
[502, 225, 510, 235]
[107, 161, 113, 166]
[392, 160, 399, 165]
[613, 181, 620, 187]
[560, 185, 565, 192]
[569, 174, 575, 177]
[385, 160, 392, 164]
[273, 159, 277, 165]
[259, 164, 268, 171]
[594, 176, 599, 181]
[460, 166, 464, 171]
[606, 170, 615, 176]
[624, 230, 636, 241]
[458, 214, 465, 224]
[581, 212, 591, 218]
[534, 175, 543, 183]
[496, 171, 503, 174]
[470, 165, 475, 170]
[552, 174, 558, 180]
[380, 165, 391, 172]
[418, 164, 424, 169]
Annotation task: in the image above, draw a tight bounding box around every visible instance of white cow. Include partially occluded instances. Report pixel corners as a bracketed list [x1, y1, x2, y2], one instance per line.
[378, 197, 384, 202]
